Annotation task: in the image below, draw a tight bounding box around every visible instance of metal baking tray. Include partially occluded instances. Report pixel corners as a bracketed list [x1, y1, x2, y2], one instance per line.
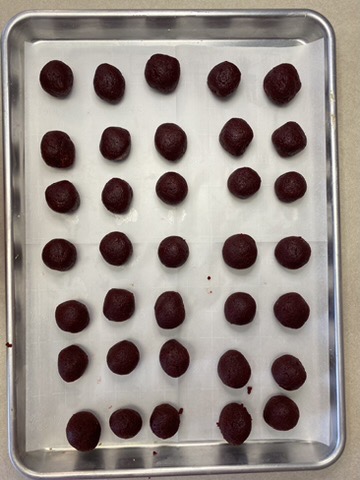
[2, 9, 344, 478]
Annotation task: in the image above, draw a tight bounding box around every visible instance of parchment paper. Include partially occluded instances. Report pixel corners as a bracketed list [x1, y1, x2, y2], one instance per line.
[24, 38, 329, 450]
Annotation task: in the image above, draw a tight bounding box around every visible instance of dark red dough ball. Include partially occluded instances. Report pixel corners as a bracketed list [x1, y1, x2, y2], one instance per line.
[42, 239, 77, 271]
[41, 130, 75, 168]
[263, 395, 300, 431]
[55, 300, 90, 333]
[93, 63, 125, 104]
[150, 403, 181, 439]
[264, 63, 301, 105]
[217, 349, 251, 389]
[154, 291, 185, 329]
[45, 180, 80, 213]
[273, 292, 310, 329]
[227, 167, 261, 199]
[156, 171, 188, 205]
[272, 122, 307, 158]
[159, 339, 190, 378]
[109, 408, 143, 439]
[103, 288, 135, 322]
[219, 118, 254, 157]
[207, 61, 241, 98]
[271, 354, 307, 391]
[145, 54, 180, 94]
[218, 402, 252, 445]
[66, 411, 101, 451]
[154, 123, 187, 161]
[58, 345, 89, 382]
[275, 236, 311, 269]
[39, 60, 73, 98]
[222, 234, 257, 269]
[100, 126, 131, 161]
[107, 340, 140, 375]
[275, 171, 307, 202]
[158, 236, 189, 268]
[224, 292, 256, 326]
[99, 232, 133, 266]
[102, 178, 133, 214]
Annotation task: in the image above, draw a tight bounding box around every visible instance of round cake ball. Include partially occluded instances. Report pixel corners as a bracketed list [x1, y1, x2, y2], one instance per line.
[275, 236, 311, 269]
[45, 180, 80, 213]
[39, 60, 73, 98]
[274, 292, 310, 329]
[107, 340, 140, 375]
[109, 408, 143, 439]
[58, 345, 89, 382]
[272, 121, 307, 158]
[145, 53, 180, 93]
[207, 61, 241, 98]
[271, 354, 307, 391]
[159, 339, 190, 378]
[264, 63, 301, 105]
[42, 239, 77, 271]
[150, 403, 181, 439]
[102, 178, 133, 214]
[154, 123, 187, 161]
[41, 130, 75, 168]
[93, 63, 125, 104]
[103, 288, 135, 322]
[218, 402, 252, 445]
[99, 232, 133, 266]
[222, 234, 257, 269]
[154, 291, 185, 329]
[66, 411, 101, 452]
[263, 395, 300, 431]
[156, 171, 188, 205]
[224, 292, 256, 326]
[275, 171, 307, 203]
[55, 300, 90, 333]
[217, 349, 251, 389]
[99, 126, 131, 161]
[227, 167, 261, 199]
[219, 118, 254, 157]
[158, 236, 189, 268]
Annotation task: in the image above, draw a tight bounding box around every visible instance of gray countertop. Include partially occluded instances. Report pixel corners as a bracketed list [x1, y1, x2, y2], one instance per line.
[1, 0, 359, 479]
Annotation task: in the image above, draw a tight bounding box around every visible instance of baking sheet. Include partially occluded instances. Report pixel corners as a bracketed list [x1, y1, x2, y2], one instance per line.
[24, 38, 329, 451]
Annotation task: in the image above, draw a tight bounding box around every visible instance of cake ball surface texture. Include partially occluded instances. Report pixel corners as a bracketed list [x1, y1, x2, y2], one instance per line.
[218, 402, 252, 445]
[150, 403, 181, 439]
[40, 60, 73, 98]
[145, 54, 180, 93]
[66, 411, 101, 451]
[207, 61, 241, 97]
[264, 63, 301, 105]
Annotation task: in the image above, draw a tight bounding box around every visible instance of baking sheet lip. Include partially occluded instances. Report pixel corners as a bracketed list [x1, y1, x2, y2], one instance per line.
[2, 459, 342, 480]
[5, 455, 346, 480]
[324, 10, 346, 466]
[2, 8, 334, 38]
[2, 7, 343, 478]
[2, 18, 18, 480]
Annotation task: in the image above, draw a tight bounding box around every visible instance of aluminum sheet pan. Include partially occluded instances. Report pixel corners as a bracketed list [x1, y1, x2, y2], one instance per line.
[2, 9, 344, 478]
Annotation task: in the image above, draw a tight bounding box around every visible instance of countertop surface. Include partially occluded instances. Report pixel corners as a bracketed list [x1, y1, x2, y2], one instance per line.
[1, 0, 359, 479]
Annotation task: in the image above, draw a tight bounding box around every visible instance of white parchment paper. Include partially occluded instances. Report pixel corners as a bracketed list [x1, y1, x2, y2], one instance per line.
[24, 38, 329, 451]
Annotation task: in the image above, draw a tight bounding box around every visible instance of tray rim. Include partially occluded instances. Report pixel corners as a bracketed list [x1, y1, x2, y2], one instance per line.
[2, 8, 345, 479]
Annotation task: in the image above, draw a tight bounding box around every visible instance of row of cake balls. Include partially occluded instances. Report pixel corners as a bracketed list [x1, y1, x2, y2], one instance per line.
[41, 233, 312, 272]
[40, 117, 307, 171]
[58, 337, 307, 391]
[55, 289, 310, 335]
[65, 391, 301, 452]
[45, 167, 307, 216]
[40, 57, 302, 105]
